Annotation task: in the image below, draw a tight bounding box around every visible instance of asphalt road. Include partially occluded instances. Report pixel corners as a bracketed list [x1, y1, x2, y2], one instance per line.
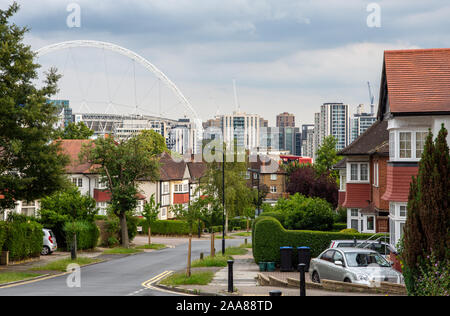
[0, 237, 247, 296]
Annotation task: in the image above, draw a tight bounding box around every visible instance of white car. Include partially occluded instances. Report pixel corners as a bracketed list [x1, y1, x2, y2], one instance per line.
[41, 229, 57, 255]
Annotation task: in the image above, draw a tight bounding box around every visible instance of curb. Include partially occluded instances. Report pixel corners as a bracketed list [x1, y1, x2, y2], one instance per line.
[0, 274, 51, 288]
[154, 283, 230, 296]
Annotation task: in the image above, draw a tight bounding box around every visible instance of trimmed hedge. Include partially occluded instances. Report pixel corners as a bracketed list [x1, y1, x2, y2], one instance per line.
[253, 217, 374, 264]
[140, 220, 192, 236]
[259, 212, 287, 225]
[3, 220, 43, 261]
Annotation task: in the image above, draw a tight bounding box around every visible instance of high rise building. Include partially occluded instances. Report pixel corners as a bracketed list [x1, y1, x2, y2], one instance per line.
[276, 112, 295, 128]
[301, 124, 314, 157]
[48, 100, 73, 128]
[349, 104, 377, 144]
[206, 111, 266, 150]
[319, 103, 349, 151]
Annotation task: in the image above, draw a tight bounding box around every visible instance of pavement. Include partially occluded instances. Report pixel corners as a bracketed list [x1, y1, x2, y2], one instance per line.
[0, 234, 247, 296]
[170, 248, 385, 296]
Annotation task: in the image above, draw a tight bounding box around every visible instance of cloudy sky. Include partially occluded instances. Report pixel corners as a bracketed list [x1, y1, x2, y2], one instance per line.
[3, 0, 450, 126]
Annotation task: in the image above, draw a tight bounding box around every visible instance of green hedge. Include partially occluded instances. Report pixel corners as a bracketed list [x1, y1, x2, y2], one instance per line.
[253, 217, 374, 264]
[64, 221, 100, 250]
[3, 220, 43, 261]
[332, 223, 347, 232]
[259, 212, 287, 225]
[0, 221, 7, 252]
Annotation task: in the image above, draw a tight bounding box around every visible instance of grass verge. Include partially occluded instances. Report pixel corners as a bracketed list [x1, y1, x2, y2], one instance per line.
[103, 247, 143, 254]
[239, 243, 252, 249]
[232, 232, 252, 237]
[0, 272, 42, 285]
[31, 257, 100, 272]
[160, 271, 214, 286]
[224, 247, 248, 256]
[135, 244, 166, 250]
[215, 235, 234, 239]
[192, 254, 231, 267]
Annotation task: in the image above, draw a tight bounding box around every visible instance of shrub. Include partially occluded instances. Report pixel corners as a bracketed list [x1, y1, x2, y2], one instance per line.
[3, 219, 43, 261]
[259, 212, 287, 226]
[104, 215, 138, 245]
[253, 217, 373, 264]
[334, 207, 347, 223]
[64, 221, 99, 250]
[413, 253, 449, 296]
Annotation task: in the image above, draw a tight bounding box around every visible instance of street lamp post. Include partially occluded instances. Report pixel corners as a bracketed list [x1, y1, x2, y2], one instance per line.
[248, 168, 261, 216]
[222, 148, 225, 255]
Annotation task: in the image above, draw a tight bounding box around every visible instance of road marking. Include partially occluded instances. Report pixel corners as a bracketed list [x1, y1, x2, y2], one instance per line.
[141, 270, 173, 288]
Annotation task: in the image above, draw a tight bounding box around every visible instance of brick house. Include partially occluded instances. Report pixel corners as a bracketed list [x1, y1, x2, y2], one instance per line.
[247, 155, 288, 205]
[337, 48, 450, 247]
[336, 120, 390, 234]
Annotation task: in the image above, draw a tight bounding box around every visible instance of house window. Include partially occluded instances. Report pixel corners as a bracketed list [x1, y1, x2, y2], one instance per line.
[270, 186, 277, 193]
[416, 132, 427, 158]
[399, 205, 407, 217]
[162, 183, 169, 194]
[373, 162, 379, 187]
[399, 132, 412, 158]
[351, 209, 358, 217]
[350, 164, 358, 181]
[161, 195, 170, 206]
[270, 174, 277, 181]
[348, 163, 369, 182]
[366, 216, 375, 231]
[245, 171, 250, 179]
[183, 184, 189, 192]
[351, 219, 358, 230]
[340, 173, 347, 191]
[253, 173, 258, 180]
[72, 178, 83, 188]
[360, 164, 368, 181]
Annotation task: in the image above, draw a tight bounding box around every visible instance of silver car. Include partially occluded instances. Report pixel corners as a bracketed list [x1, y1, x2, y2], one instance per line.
[41, 229, 57, 255]
[310, 248, 403, 286]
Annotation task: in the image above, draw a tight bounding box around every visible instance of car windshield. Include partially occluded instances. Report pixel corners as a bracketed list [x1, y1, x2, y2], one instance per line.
[345, 252, 391, 267]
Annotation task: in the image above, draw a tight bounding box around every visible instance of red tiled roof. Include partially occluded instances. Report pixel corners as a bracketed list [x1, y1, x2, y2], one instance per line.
[339, 120, 389, 156]
[187, 161, 207, 180]
[57, 139, 98, 174]
[385, 48, 450, 113]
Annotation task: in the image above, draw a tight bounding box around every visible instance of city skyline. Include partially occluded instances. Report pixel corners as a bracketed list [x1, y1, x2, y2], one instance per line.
[6, 0, 450, 126]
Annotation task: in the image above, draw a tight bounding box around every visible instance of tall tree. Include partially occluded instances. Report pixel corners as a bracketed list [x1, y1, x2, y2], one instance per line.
[403, 125, 450, 295]
[0, 3, 69, 213]
[314, 135, 341, 180]
[142, 194, 160, 245]
[201, 142, 253, 233]
[56, 122, 94, 140]
[81, 130, 166, 248]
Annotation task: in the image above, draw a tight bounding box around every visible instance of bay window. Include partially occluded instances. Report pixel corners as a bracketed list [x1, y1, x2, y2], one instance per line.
[347, 162, 370, 183]
[389, 129, 429, 161]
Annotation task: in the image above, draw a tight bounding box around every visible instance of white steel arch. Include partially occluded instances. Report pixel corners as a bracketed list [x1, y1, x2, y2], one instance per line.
[36, 40, 201, 131]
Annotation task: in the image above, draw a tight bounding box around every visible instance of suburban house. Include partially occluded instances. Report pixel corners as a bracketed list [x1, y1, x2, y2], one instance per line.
[335, 120, 390, 234]
[248, 155, 288, 205]
[379, 48, 450, 247]
[337, 48, 450, 247]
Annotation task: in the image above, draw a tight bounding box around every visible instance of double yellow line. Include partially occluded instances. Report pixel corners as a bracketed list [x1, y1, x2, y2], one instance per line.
[141, 270, 173, 289]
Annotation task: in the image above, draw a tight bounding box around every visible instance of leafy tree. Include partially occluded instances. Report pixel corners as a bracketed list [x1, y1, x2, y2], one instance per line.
[56, 122, 94, 140]
[201, 141, 254, 233]
[38, 186, 98, 255]
[314, 136, 342, 180]
[0, 3, 69, 213]
[81, 130, 167, 248]
[403, 125, 450, 295]
[265, 193, 335, 231]
[287, 164, 338, 208]
[142, 194, 160, 245]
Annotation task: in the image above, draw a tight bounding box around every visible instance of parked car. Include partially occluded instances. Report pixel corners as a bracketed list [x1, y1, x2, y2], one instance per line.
[41, 229, 57, 255]
[329, 240, 396, 258]
[309, 248, 403, 286]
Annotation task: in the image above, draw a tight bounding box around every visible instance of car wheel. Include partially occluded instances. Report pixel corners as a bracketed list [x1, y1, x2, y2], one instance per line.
[312, 271, 321, 283]
[344, 278, 351, 283]
[41, 246, 50, 256]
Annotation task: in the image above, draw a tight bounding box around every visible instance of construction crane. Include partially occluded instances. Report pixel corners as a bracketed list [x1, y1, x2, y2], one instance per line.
[367, 81, 375, 115]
